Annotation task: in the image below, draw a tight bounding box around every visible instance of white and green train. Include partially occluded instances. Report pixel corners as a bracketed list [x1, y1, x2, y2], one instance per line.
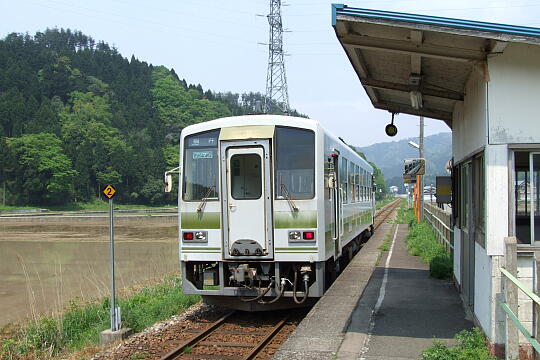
[167, 115, 375, 310]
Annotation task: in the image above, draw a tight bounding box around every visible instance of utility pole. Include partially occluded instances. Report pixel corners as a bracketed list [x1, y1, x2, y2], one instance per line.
[419, 116, 425, 220]
[264, 0, 290, 114]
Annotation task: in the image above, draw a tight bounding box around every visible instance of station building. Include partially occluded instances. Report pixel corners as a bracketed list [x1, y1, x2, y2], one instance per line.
[332, 4, 540, 357]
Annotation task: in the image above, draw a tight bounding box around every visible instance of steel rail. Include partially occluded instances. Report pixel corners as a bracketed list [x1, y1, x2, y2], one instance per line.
[241, 315, 289, 360]
[159, 311, 289, 360]
[374, 199, 400, 229]
[159, 311, 235, 360]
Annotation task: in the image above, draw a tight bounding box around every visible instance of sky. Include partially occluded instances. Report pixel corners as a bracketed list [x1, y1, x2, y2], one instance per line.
[1, 0, 539, 147]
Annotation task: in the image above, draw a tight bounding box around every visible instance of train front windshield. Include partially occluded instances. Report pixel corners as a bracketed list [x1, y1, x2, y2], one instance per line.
[182, 126, 315, 201]
[183, 130, 220, 201]
[274, 127, 315, 199]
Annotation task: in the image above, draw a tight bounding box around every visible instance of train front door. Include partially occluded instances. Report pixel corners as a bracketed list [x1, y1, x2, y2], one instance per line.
[221, 140, 273, 260]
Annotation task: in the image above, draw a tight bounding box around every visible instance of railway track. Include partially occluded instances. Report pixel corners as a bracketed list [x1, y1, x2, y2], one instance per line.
[159, 310, 301, 360]
[374, 199, 401, 229]
[104, 199, 401, 360]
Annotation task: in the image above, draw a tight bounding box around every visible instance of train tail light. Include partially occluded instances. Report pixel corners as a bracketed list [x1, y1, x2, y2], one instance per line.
[183, 232, 194, 240]
[303, 231, 315, 240]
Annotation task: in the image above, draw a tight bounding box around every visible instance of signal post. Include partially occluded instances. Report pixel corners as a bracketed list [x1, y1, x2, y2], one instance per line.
[99, 185, 132, 346]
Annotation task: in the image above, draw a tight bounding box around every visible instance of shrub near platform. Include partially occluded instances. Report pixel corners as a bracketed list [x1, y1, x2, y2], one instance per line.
[421, 328, 496, 360]
[396, 208, 453, 280]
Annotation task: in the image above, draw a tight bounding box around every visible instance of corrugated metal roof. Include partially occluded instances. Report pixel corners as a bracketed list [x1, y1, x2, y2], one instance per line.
[332, 4, 540, 39]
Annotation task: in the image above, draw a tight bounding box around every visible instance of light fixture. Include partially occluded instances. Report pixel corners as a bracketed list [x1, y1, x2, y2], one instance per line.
[409, 91, 423, 110]
[408, 141, 420, 149]
[385, 112, 398, 137]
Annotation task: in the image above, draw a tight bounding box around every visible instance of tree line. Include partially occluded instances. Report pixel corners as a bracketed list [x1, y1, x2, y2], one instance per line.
[0, 28, 387, 206]
[0, 29, 306, 206]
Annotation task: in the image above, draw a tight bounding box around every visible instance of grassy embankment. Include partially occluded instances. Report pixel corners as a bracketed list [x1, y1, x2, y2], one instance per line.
[0, 276, 200, 360]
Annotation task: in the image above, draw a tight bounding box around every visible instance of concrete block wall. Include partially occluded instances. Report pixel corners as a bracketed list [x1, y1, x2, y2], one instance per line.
[517, 255, 535, 344]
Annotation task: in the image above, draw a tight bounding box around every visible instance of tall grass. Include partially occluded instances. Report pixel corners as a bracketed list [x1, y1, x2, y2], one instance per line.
[394, 204, 416, 225]
[397, 207, 453, 279]
[0, 276, 200, 359]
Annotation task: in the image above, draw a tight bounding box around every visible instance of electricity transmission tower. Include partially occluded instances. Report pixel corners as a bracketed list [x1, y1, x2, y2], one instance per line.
[264, 0, 290, 114]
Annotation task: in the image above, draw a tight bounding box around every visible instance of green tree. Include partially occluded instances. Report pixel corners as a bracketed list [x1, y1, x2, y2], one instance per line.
[7, 133, 77, 204]
[60, 91, 132, 200]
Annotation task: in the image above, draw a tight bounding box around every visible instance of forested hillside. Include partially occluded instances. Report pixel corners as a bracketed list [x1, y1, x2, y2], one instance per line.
[356, 132, 452, 193]
[0, 29, 305, 206]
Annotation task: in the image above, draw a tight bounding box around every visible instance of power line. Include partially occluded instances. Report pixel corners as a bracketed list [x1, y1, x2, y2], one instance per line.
[25, 0, 264, 47]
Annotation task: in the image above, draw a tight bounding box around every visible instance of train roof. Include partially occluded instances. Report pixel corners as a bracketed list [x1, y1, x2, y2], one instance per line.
[181, 115, 373, 172]
[181, 115, 318, 135]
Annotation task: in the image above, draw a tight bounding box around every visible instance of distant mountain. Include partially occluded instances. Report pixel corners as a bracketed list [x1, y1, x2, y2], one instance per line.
[356, 132, 452, 193]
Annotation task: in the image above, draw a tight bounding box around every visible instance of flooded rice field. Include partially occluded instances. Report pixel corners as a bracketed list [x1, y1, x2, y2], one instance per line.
[0, 216, 179, 327]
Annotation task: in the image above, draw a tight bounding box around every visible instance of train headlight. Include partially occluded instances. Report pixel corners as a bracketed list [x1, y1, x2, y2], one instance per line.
[195, 231, 207, 241]
[288, 231, 302, 240]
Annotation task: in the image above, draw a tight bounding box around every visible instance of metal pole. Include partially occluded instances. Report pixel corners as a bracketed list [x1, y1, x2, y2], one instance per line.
[109, 198, 116, 331]
[419, 116, 425, 221]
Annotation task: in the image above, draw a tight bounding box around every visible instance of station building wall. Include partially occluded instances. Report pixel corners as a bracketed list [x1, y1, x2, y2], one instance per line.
[450, 60, 504, 344]
[452, 66, 487, 163]
[451, 41, 540, 350]
[488, 43, 540, 144]
[474, 241, 492, 334]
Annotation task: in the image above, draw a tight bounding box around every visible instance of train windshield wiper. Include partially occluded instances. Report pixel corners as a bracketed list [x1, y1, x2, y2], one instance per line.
[196, 185, 216, 213]
[280, 183, 299, 212]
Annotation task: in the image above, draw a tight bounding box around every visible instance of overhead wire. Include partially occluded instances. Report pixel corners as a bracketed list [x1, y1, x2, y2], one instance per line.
[23, 0, 266, 49]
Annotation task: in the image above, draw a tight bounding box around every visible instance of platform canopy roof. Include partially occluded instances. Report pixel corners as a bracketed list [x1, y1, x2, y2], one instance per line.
[332, 4, 540, 127]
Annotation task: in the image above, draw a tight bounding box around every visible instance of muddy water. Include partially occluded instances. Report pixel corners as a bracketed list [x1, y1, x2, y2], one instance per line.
[0, 217, 179, 327]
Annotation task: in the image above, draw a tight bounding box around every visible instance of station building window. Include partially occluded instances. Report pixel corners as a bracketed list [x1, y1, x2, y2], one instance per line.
[275, 127, 315, 200]
[183, 130, 220, 201]
[514, 151, 540, 245]
[453, 153, 485, 248]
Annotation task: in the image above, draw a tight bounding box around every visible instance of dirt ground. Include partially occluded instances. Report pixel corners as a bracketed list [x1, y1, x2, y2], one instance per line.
[0, 217, 179, 327]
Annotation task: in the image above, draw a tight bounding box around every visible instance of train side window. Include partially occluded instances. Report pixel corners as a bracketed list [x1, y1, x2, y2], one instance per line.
[349, 163, 355, 202]
[355, 165, 360, 202]
[275, 127, 315, 199]
[341, 158, 348, 203]
[361, 169, 366, 201]
[183, 130, 220, 201]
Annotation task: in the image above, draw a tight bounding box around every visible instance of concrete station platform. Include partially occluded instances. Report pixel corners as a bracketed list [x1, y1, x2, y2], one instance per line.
[273, 222, 473, 360]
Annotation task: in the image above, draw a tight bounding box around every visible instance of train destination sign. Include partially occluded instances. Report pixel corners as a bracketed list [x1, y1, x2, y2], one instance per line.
[103, 185, 117, 199]
[403, 158, 426, 176]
